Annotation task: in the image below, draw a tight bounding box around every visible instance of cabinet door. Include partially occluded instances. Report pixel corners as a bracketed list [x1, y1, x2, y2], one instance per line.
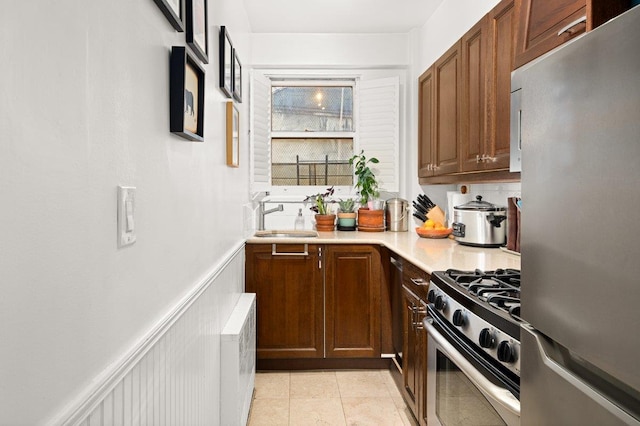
[514, 0, 587, 68]
[418, 67, 435, 178]
[245, 244, 324, 359]
[433, 41, 462, 175]
[460, 16, 489, 173]
[325, 245, 381, 358]
[401, 286, 421, 413]
[486, 0, 516, 170]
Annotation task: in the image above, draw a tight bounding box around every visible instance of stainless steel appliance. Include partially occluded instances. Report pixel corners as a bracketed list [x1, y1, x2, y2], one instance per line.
[390, 254, 404, 369]
[514, 6, 640, 424]
[452, 196, 507, 247]
[425, 269, 522, 426]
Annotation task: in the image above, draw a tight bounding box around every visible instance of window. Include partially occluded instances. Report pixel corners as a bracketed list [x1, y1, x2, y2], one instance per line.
[270, 83, 355, 186]
[250, 72, 400, 194]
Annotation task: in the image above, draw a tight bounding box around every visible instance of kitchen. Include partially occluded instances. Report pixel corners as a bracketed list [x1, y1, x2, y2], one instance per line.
[1, 1, 639, 426]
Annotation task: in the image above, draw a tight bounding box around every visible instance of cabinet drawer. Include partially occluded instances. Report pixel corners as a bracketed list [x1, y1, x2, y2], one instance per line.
[402, 261, 430, 299]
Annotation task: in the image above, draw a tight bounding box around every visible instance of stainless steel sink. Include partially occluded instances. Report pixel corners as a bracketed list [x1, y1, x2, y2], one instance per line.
[253, 230, 318, 238]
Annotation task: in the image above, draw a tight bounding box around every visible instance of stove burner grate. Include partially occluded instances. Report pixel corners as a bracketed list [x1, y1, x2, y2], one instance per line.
[444, 268, 522, 321]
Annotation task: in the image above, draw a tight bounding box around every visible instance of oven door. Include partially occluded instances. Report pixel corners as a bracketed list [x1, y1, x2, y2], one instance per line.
[425, 313, 520, 426]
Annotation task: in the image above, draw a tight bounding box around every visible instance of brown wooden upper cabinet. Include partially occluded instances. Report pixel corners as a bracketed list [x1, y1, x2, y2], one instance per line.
[420, 0, 516, 182]
[514, 0, 630, 69]
[418, 68, 434, 178]
[433, 41, 463, 176]
[486, 0, 517, 170]
[461, 0, 516, 173]
[460, 16, 489, 173]
[418, 42, 462, 178]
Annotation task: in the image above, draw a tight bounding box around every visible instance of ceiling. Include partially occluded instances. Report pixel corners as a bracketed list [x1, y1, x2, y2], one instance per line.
[243, 0, 445, 33]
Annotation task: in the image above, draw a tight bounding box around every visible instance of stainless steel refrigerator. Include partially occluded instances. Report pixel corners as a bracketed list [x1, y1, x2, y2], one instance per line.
[512, 5, 640, 425]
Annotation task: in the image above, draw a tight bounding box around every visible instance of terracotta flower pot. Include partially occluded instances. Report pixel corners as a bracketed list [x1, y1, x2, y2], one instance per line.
[315, 214, 336, 232]
[357, 208, 385, 232]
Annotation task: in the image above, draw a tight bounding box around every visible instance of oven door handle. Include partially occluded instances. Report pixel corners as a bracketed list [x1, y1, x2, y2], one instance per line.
[425, 318, 521, 418]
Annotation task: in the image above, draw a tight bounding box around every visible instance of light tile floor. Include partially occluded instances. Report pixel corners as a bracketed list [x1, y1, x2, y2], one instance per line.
[248, 369, 418, 426]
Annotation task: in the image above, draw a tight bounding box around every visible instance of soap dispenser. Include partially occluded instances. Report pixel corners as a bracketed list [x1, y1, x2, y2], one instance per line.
[294, 208, 305, 230]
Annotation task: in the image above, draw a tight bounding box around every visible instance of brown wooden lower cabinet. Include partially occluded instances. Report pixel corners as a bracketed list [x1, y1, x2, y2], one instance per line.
[325, 245, 381, 358]
[401, 261, 430, 424]
[245, 243, 383, 363]
[245, 243, 324, 359]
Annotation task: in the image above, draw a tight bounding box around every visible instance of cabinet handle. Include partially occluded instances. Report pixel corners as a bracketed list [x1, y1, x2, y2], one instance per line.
[410, 277, 428, 286]
[271, 243, 309, 256]
[558, 16, 587, 36]
[408, 305, 416, 330]
[476, 155, 481, 163]
[413, 307, 427, 330]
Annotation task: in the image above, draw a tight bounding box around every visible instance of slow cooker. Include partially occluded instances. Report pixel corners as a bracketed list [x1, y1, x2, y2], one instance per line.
[452, 195, 507, 247]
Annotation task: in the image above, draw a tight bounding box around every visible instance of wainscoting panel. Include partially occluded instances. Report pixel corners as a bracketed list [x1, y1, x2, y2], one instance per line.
[59, 243, 246, 426]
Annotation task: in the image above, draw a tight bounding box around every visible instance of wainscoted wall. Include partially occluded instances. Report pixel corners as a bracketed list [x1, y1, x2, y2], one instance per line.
[58, 244, 246, 426]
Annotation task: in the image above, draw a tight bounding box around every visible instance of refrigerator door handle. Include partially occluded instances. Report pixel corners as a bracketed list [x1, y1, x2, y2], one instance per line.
[525, 325, 639, 423]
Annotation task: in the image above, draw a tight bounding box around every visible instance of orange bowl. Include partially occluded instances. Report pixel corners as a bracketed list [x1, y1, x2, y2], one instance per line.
[416, 227, 453, 239]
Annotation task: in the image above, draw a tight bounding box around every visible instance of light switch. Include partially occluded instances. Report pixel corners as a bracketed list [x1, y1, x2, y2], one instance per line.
[118, 186, 136, 247]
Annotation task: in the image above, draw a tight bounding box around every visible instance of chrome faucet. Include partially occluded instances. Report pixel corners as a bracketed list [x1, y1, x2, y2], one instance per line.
[258, 202, 284, 230]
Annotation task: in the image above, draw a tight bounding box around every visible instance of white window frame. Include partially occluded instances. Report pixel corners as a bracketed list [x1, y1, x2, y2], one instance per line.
[251, 70, 399, 198]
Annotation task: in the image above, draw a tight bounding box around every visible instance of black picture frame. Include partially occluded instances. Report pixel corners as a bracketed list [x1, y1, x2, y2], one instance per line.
[232, 48, 242, 103]
[170, 46, 205, 142]
[185, 0, 208, 64]
[219, 26, 233, 98]
[152, 0, 184, 32]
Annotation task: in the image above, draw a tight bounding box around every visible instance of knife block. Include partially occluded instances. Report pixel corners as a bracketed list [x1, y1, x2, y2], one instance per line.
[426, 205, 445, 226]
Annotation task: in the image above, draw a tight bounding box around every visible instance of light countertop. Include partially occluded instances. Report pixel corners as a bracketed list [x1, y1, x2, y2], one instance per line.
[246, 230, 520, 274]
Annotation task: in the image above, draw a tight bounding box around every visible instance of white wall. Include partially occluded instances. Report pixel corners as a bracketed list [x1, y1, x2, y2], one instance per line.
[0, 0, 251, 423]
[251, 33, 410, 68]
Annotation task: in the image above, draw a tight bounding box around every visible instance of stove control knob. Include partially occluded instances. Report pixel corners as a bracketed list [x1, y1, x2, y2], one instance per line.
[452, 309, 465, 327]
[434, 295, 447, 311]
[497, 341, 516, 363]
[427, 290, 437, 304]
[479, 328, 495, 348]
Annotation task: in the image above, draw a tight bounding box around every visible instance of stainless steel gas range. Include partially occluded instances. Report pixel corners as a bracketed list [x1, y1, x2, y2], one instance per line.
[424, 269, 522, 426]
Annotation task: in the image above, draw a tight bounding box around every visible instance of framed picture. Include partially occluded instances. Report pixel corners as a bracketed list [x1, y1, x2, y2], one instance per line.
[152, 0, 184, 32]
[232, 49, 242, 103]
[226, 101, 240, 167]
[185, 0, 208, 64]
[218, 26, 233, 98]
[170, 46, 205, 142]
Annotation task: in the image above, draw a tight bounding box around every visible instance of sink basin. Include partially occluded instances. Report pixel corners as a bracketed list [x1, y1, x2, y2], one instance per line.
[254, 230, 318, 238]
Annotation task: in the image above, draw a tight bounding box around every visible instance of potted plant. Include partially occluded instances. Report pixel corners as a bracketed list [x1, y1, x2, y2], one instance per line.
[349, 151, 384, 231]
[304, 186, 336, 232]
[337, 198, 357, 230]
